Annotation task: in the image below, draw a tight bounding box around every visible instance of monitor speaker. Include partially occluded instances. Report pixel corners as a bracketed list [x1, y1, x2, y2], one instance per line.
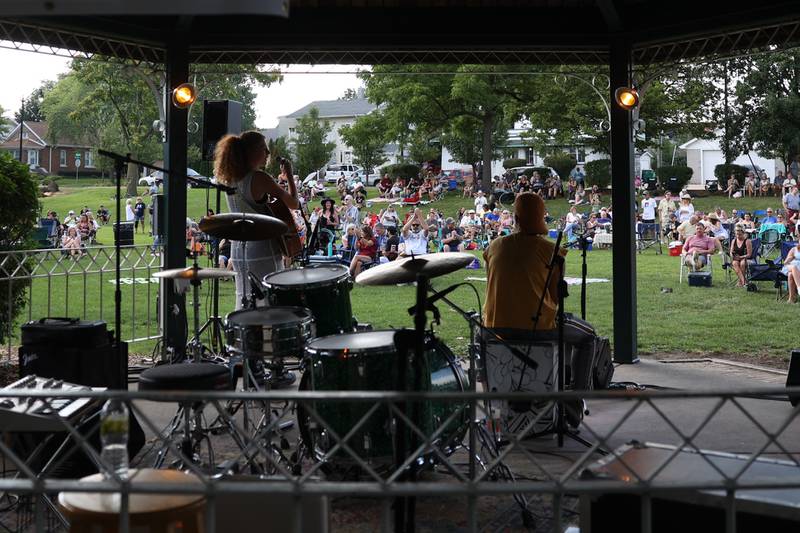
[202, 100, 243, 161]
[113, 221, 134, 246]
[787, 350, 800, 406]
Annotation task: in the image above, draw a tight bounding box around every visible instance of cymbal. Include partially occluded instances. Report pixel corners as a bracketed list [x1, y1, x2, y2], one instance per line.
[199, 213, 287, 241]
[154, 266, 235, 281]
[355, 253, 475, 286]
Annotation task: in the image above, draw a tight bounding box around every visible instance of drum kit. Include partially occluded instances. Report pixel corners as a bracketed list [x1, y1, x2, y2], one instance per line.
[149, 213, 485, 476]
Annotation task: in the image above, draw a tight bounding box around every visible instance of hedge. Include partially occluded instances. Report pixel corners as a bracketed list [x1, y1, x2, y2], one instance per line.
[502, 158, 526, 169]
[656, 165, 693, 191]
[714, 163, 750, 183]
[585, 159, 611, 188]
[543, 152, 577, 181]
[382, 163, 420, 181]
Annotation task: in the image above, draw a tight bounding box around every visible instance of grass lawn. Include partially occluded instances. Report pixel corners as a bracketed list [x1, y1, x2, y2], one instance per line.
[27, 185, 794, 364]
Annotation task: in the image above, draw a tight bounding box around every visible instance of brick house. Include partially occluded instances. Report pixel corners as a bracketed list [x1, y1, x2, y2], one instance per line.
[0, 121, 97, 176]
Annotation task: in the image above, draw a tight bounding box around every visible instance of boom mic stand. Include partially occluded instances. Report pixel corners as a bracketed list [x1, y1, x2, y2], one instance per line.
[98, 149, 171, 384]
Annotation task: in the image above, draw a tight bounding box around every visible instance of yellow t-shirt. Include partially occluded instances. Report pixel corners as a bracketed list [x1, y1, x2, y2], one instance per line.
[483, 232, 562, 331]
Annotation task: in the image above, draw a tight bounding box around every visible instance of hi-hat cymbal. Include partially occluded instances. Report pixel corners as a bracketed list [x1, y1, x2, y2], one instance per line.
[355, 253, 475, 286]
[199, 213, 287, 241]
[154, 266, 235, 281]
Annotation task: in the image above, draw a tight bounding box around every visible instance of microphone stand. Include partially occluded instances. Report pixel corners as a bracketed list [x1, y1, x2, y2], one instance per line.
[98, 150, 170, 386]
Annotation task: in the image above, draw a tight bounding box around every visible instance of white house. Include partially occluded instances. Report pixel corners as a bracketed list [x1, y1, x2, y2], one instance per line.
[679, 135, 784, 186]
[441, 125, 653, 178]
[268, 98, 379, 167]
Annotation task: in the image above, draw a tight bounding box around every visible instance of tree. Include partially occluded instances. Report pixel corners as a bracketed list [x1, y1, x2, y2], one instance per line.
[440, 114, 510, 177]
[265, 136, 290, 177]
[40, 60, 279, 191]
[338, 113, 389, 173]
[340, 88, 359, 101]
[14, 82, 53, 123]
[725, 51, 800, 170]
[0, 152, 39, 343]
[362, 65, 523, 190]
[292, 107, 335, 177]
[0, 105, 13, 137]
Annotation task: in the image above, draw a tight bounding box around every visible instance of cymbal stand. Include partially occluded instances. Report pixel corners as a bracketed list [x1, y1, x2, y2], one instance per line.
[194, 184, 226, 356]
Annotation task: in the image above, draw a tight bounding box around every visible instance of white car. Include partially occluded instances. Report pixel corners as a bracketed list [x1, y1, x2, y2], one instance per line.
[324, 164, 362, 184]
[138, 168, 208, 187]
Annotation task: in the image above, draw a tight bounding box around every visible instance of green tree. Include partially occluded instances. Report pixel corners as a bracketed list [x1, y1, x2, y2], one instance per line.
[440, 115, 510, 177]
[265, 136, 290, 177]
[362, 65, 523, 190]
[0, 152, 39, 343]
[338, 113, 389, 173]
[14, 82, 53, 123]
[0, 105, 13, 137]
[292, 107, 335, 178]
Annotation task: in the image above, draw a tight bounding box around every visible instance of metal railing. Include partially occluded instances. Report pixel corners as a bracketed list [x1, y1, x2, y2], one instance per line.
[1, 386, 799, 532]
[0, 244, 163, 359]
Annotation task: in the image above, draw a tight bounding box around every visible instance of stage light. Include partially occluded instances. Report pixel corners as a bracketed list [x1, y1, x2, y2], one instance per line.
[614, 86, 639, 110]
[172, 83, 197, 109]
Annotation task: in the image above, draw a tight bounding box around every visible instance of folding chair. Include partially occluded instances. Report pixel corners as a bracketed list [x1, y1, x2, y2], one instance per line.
[746, 238, 786, 298]
[679, 248, 719, 283]
[636, 222, 662, 254]
[759, 228, 781, 259]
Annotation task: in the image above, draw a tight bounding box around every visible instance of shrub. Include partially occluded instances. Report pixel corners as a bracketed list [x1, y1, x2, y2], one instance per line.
[383, 163, 420, 181]
[657, 165, 694, 191]
[0, 152, 39, 344]
[543, 152, 577, 181]
[585, 159, 611, 188]
[714, 163, 749, 183]
[502, 158, 526, 169]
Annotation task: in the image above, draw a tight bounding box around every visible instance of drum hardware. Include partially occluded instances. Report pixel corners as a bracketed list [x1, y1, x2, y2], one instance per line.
[154, 259, 235, 363]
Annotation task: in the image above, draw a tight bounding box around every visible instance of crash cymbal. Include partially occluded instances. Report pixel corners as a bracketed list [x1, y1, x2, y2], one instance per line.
[154, 266, 235, 281]
[199, 213, 287, 241]
[355, 253, 475, 286]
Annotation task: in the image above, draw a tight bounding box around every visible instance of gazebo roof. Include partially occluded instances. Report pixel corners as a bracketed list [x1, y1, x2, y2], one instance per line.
[1, 1, 799, 65]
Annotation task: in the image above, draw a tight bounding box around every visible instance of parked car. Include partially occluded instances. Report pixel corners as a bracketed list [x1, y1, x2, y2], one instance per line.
[138, 168, 210, 187]
[324, 164, 362, 184]
[507, 166, 561, 180]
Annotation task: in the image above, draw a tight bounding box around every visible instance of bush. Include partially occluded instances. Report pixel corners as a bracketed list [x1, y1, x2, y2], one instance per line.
[543, 152, 577, 181]
[383, 163, 420, 181]
[656, 165, 694, 191]
[502, 158, 526, 169]
[44, 179, 59, 193]
[585, 159, 611, 188]
[0, 153, 39, 344]
[714, 163, 749, 183]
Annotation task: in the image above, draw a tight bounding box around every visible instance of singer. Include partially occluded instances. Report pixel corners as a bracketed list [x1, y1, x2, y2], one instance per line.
[214, 131, 299, 308]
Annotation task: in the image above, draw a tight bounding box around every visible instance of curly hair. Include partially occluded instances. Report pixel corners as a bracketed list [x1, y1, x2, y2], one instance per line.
[213, 130, 267, 185]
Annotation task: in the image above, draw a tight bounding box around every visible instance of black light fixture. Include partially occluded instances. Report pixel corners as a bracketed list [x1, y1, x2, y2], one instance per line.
[614, 86, 639, 110]
[171, 83, 198, 109]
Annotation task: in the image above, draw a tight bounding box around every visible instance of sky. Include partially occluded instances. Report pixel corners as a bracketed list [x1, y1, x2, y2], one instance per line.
[0, 47, 362, 128]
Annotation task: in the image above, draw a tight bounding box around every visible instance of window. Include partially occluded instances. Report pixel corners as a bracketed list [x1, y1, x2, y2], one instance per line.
[289, 127, 296, 135]
[575, 146, 586, 164]
[60, 150, 67, 167]
[21, 132, 28, 140]
[27, 149, 38, 166]
[11, 150, 18, 160]
[526, 147, 536, 165]
[85, 150, 94, 168]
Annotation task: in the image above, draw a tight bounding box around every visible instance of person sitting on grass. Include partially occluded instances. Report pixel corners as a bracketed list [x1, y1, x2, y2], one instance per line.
[682, 223, 717, 272]
[61, 226, 82, 258]
[729, 226, 753, 287]
[442, 218, 465, 252]
[782, 242, 800, 303]
[745, 172, 757, 197]
[97, 205, 110, 224]
[760, 172, 771, 196]
[349, 225, 377, 277]
[76, 214, 95, 243]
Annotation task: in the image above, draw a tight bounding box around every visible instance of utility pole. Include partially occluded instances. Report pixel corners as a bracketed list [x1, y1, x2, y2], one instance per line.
[18, 98, 24, 163]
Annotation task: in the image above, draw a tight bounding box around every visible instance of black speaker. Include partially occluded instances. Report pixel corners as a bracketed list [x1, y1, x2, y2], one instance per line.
[113, 221, 134, 246]
[151, 193, 165, 236]
[787, 350, 800, 406]
[202, 99, 243, 161]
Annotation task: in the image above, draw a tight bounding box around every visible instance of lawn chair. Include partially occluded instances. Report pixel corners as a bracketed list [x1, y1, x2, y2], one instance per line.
[679, 247, 721, 284]
[759, 228, 782, 259]
[636, 222, 662, 254]
[32, 226, 53, 248]
[744, 238, 786, 298]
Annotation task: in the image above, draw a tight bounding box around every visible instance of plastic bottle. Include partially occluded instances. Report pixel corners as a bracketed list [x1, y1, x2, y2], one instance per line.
[100, 399, 129, 479]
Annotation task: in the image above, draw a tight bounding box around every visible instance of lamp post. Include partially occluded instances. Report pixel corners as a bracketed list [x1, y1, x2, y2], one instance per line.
[17, 97, 23, 163]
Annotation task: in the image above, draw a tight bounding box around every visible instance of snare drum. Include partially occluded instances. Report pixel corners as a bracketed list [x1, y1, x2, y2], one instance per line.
[263, 265, 354, 337]
[225, 306, 314, 359]
[298, 330, 468, 473]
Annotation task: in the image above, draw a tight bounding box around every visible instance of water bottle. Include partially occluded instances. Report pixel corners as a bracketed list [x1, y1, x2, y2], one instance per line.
[100, 399, 129, 479]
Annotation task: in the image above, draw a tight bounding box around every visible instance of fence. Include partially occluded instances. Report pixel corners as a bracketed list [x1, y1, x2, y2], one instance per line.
[1, 386, 799, 532]
[0, 245, 163, 359]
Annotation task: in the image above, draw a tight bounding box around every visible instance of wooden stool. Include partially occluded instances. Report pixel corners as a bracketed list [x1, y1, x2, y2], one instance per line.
[58, 468, 206, 533]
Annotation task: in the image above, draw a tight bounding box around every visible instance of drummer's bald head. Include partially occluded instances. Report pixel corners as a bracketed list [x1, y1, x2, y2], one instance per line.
[513, 193, 548, 235]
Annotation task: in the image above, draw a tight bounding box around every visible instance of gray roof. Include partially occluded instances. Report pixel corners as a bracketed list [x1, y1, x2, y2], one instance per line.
[285, 98, 376, 119]
[260, 127, 279, 141]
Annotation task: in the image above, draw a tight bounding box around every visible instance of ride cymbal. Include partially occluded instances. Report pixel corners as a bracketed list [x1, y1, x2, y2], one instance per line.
[199, 213, 287, 241]
[355, 253, 475, 286]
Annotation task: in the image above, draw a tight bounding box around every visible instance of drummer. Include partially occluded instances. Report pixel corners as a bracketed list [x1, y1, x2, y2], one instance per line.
[214, 131, 299, 308]
[483, 193, 601, 415]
